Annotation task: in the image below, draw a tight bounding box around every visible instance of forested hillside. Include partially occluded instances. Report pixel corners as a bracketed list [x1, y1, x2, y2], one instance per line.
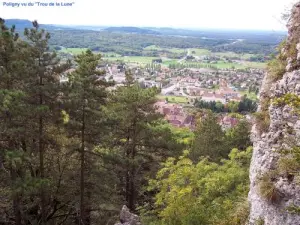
[0, 19, 256, 225]
[4, 19, 286, 57]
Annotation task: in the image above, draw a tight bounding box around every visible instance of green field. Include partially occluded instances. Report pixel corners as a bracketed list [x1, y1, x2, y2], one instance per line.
[61, 45, 266, 69]
[157, 95, 189, 104]
[164, 60, 266, 69]
[243, 61, 266, 69]
[104, 56, 157, 64]
[190, 48, 211, 56]
[60, 48, 89, 54]
[144, 45, 186, 54]
[144, 45, 163, 51]
[239, 91, 258, 101]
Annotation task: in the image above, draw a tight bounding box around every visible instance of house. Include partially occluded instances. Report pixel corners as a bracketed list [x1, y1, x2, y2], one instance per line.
[154, 101, 196, 129]
[201, 92, 226, 104]
[219, 116, 239, 130]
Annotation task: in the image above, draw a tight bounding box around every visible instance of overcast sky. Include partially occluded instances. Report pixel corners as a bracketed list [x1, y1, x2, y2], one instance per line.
[1, 0, 297, 30]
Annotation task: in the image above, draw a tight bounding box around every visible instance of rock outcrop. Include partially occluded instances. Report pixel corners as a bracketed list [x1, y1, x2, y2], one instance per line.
[248, 2, 300, 225]
[114, 205, 142, 225]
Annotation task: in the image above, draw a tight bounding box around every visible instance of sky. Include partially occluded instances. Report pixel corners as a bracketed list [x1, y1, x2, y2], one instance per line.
[0, 0, 297, 30]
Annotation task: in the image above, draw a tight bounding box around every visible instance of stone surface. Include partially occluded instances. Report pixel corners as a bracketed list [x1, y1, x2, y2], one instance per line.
[248, 2, 300, 224]
[114, 205, 142, 225]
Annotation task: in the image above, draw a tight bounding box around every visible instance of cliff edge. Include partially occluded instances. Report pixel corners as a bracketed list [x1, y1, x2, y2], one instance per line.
[248, 2, 300, 225]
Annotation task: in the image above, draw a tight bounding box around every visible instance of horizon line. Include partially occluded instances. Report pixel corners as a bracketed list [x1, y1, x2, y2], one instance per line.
[4, 17, 288, 32]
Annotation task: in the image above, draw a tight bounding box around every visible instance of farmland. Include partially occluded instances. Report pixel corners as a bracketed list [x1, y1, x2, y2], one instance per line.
[57, 45, 267, 70]
[157, 95, 189, 104]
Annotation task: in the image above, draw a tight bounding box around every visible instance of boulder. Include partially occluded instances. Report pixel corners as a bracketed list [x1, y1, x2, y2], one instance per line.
[114, 205, 142, 225]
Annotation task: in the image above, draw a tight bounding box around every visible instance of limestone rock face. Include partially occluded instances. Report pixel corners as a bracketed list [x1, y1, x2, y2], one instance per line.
[248, 2, 300, 224]
[114, 205, 142, 225]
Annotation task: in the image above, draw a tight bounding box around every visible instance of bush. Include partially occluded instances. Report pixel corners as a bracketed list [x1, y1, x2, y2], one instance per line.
[145, 147, 253, 225]
[267, 58, 287, 82]
[267, 40, 287, 82]
[254, 111, 270, 134]
[258, 171, 281, 204]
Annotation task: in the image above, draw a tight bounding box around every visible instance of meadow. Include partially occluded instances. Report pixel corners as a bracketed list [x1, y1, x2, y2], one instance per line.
[157, 95, 189, 104]
[58, 47, 266, 69]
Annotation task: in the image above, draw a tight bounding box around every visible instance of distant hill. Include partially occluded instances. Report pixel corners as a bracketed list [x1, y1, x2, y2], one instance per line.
[104, 26, 161, 35]
[3, 19, 74, 31]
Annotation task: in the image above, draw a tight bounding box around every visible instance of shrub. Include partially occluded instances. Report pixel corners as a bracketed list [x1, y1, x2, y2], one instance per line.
[255, 218, 265, 225]
[267, 40, 287, 82]
[267, 58, 287, 82]
[254, 111, 270, 134]
[287, 204, 300, 214]
[258, 171, 281, 204]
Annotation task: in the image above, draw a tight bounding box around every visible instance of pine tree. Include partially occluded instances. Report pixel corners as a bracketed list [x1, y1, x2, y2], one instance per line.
[104, 71, 181, 211]
[0, 17, 25, 225]
[64, 49, 109, 224]
[191, 111, 226, 162]
[23, 21, 71, 223]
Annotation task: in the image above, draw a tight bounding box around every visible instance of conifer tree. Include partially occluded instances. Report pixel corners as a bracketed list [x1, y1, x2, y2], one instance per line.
[0, 17, 25, 225]
[64, 49, 108, 224]
[105, 70, 181, 211]
[22, 21, 71, 223]
[191, 111, 226, 161]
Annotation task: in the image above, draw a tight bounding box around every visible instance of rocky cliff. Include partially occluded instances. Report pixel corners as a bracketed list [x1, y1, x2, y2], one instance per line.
[248, 2, 300, 225]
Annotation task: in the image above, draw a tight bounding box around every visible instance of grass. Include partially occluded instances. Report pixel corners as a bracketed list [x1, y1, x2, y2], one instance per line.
[101, 52, 122, 57]
[104, 56, 157, 64]
[168, 48, 186, 54]
[162, 59, 179, 65]
[143, 45, 186, 54]
[144, 45, 163, 51]
[258, 171, 281, 204]
[157, 95, 189, 104]
[239, 91, 258, 101]
[214, 51, 240, 58]
[244, 62, 266, 69]
[190, 48, 211, 56]
[59, 48, 89, 54]
[254, 111, 270, 134]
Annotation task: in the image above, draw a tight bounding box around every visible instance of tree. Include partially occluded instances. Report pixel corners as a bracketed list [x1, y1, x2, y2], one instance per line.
[24, 21, 72, 223]
[228, 101, 239, 113]
[0, 19, 72, 224]
[104, 72, 182, 211]
[226, 120, 252, 151]
[64, 49, 108, 224]
[147, 147, 253, 225]
[191, 112, 226, 161]
[0, 17, 25, 225]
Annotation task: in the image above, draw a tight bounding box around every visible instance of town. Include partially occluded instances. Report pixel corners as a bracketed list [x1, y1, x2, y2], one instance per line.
[63, 56, 263, 130]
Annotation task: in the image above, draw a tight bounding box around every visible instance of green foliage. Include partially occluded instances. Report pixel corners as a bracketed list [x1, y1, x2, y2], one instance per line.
[287, 204, 300, 214]
[191, 112, 227, 161]
[255, 218, 265, 225]
[254, 111, 270, 134]
[278, 143, 300, 183]
[226, 120, 252, 151]
[194, 98, 257, 113]
[267, 40, 287, 81]
[146, 147, 252, 225]
[273, 93, 300, 115]
[258, 171, 281, 204]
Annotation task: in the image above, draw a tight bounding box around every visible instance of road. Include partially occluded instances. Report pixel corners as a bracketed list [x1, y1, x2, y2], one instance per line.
[177, 49, 190, 63]
[161, 84, 177, 95]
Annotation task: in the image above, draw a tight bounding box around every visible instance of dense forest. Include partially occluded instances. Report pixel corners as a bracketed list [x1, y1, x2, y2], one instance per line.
[0, 19, 256, 225]
[4, 19, 286, 57]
